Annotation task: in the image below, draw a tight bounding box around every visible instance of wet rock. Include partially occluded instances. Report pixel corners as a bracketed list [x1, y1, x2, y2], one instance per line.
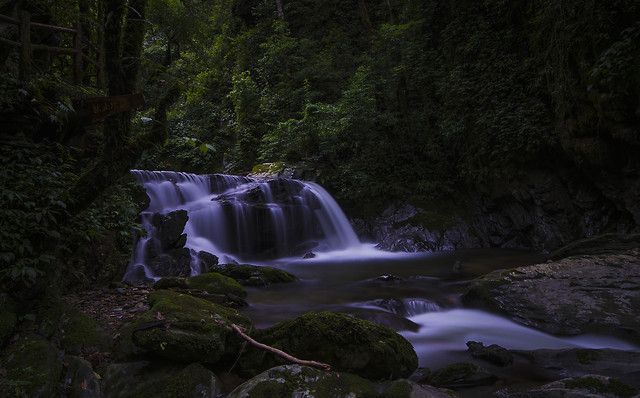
[355, 168, 637, 253]
[208, 263, 296, 286]
[466, 341, 513, 366]
[549, 233, 640, 260]
[509, 348, 640, 389]
[302, 252, 316, 259]
[150, 210, 189, 251]
[196, 251, 219, 273]
[462, 249, 640, 342]
[504, 374, 639, 398]
[227, 365, 379, 397]
[420, 362, 498, 388]
[238, 312, 418, 381]
[63, 356, 101, 398]
[381, 379, 458, 398]
[131, 290, 251, 364]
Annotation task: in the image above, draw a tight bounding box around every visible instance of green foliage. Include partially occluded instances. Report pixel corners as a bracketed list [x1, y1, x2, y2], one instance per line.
[0, 141, 75, 291]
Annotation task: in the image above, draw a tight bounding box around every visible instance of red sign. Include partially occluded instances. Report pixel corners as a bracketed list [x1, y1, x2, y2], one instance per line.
[84, 93, 146, 123]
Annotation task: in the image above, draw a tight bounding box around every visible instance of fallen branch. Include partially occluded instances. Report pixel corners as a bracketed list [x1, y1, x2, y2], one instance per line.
[231, 324, 331, 371]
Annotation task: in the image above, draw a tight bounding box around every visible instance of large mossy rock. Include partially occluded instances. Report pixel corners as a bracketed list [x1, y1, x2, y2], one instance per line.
[154, 272, 247, 297]
[228, 365, 455, 398]
[132, 290, 251, 364]
[0, 334, 63, 398]
[463, 249, 640, 343]
[209, 263, 296, 286]
[227, 365, 379, 398]
[238, 312, 418, 380]
[121, 362, 221, 398]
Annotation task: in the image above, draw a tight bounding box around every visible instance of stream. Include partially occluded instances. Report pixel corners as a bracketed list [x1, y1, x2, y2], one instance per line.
[244, 246, 637, 369]
[125, 170, 637, 373]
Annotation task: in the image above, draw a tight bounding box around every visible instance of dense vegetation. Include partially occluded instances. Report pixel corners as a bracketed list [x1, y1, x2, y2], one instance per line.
[1, 0, 639, 296]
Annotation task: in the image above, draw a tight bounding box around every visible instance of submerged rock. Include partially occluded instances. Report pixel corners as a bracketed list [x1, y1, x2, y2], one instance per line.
[509, 348, 640, 389]
[466, 341, 513, 367]
[131, 290, 251, 364]
[462, 248, 640, 342]
[238, 312, 418, 380]
[420, 362, 498, 388]
[505, 374, 639, 398]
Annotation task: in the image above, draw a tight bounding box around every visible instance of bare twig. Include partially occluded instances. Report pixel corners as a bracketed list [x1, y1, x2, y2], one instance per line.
[231, 324, 331, 371]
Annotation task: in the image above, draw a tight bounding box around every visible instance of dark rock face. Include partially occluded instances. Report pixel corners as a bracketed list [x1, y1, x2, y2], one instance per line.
[140, 210, 191, 278]
[506, 374, 639, 398]
[356, 168, 638, 253]
[508, 348, 640, 390]
[462, 249, 640, 343]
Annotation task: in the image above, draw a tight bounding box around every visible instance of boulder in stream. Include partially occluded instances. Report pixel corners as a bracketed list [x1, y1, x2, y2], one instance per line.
[462, 248, 640, 343]
[237, 311, 418, 380]
[131, 290, 251, 364]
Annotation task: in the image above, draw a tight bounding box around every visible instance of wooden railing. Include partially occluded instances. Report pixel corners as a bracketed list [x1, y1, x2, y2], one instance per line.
[0, 11, 104, 87]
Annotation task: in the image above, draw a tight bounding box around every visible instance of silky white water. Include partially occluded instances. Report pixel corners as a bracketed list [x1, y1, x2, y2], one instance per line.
[126, 170, 638, 371]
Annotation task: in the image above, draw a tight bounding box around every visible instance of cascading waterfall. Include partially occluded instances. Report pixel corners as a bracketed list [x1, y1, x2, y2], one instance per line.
[124, 170, 361, 280]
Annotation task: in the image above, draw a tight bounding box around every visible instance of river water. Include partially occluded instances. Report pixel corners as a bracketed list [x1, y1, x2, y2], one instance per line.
[243, 246, 638, 369]
[126, 171, 638, 371]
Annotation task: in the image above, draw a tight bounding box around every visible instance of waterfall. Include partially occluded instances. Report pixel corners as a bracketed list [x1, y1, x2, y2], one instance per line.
[124, 170, 361, 280]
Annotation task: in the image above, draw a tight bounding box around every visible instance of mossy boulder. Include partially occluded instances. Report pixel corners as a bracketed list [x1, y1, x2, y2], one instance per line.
[227, 365, 379, 398]
[59, 305, 105, 355]
[154, 272, 247, 298]
[208, 263, 296, 286]
[380, 379, 456, 398]
[238, 312, 418, 380]
[0, 294, 17, 346]
[0, 333, 64, 398]
[121, 362, 221, 398]
[462, 249, 640, 342]
[131, 290, 251, 364]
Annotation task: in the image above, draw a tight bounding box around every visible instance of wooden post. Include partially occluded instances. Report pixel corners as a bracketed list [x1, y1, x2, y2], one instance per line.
[19, 11, 31, 80]
[74, 22, 83, 84]
[97, 46, 105, 89]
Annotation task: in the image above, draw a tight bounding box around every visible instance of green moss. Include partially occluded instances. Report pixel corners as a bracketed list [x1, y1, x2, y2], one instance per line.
[60, 306, 103, 354]
[428, 362, 479, 386]
[210, 263, 296, 286]
[393, 211, 455, 232]
[231, 365, 378, 398]
[381, 380, 413, 398]
[240, 312, 417, 380]
[189, 272, 247, 298]
[123, 362, 217, 398]
[132, 290, 251, 363]
[0, 334, 63, 398]
[575, 349, 596, 365]
[250, 162, 285, 177]
[563, 376, 638, 398]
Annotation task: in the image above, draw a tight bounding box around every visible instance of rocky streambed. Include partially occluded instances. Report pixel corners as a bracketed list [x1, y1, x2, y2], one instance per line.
[2, 235, 640, 397]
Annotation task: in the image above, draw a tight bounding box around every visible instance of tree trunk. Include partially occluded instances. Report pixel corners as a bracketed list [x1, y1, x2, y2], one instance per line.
[357, 0, 373, 54]
[275, 0, 284, 20]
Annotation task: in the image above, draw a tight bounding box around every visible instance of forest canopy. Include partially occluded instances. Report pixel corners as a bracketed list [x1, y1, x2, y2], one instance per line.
[1, 0, 639, 294]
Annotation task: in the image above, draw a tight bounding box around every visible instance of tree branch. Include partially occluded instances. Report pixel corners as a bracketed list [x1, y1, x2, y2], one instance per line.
[231, 324, 331, 371]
